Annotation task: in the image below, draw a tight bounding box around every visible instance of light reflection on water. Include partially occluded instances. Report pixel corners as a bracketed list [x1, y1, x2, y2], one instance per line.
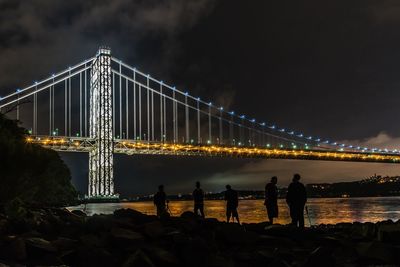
[69, 197, 400, 225]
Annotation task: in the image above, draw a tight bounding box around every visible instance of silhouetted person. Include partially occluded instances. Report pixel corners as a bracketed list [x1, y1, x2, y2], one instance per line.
[264, 176, 278, 224]
[286, 174, 307, 228]
[154, 185, 167, 217]
[224, 184, 240, 224]
[193, 181, 205, 218]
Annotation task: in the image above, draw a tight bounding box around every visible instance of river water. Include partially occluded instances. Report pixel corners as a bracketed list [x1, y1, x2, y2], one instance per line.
[69, 197, 400, 225]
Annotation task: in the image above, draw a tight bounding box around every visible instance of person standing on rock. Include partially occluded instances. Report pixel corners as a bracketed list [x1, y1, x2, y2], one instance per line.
[286, 174, 307, 228]
[264, 176, 279, 224]
[193, 181, 205, 218]
[224, 184, 240, 224]
[154, 184, 168, 217]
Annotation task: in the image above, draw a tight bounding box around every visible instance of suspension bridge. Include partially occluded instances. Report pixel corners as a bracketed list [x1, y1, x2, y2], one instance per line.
[0, 47, 399, 200]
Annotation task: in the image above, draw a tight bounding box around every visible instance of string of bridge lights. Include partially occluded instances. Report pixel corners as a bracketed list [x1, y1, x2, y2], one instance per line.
[0, 55, 397, 155]
[114, 57, 398, 155]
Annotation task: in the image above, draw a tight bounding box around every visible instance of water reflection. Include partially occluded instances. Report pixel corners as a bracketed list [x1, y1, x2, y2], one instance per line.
[70, 197, 400, 225]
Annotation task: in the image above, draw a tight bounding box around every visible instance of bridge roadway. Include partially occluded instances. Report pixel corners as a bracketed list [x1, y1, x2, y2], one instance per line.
[26, 135, 400, 164]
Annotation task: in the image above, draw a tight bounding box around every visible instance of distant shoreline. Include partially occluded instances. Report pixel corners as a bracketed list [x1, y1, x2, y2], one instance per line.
[116, 195, 400, 203]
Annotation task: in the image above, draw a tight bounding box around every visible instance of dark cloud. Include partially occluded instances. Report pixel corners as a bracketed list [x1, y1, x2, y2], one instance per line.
[0, 0, 215, 91]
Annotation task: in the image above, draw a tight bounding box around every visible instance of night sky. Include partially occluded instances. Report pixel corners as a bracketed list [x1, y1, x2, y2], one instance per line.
[2, 0, 400, 196]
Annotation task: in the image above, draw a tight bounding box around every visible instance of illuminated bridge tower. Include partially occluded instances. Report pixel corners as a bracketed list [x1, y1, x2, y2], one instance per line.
[88, 47, 117, 200]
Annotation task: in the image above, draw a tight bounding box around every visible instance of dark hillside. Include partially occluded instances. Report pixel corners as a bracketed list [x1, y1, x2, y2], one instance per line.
[0, 113, 77, 206]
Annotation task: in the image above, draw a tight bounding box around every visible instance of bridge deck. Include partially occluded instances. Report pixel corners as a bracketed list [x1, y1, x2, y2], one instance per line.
[26, 136, 400, 164]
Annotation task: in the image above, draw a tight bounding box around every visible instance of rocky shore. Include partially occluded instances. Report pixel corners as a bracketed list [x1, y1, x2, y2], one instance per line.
[0, 207, 399, 267]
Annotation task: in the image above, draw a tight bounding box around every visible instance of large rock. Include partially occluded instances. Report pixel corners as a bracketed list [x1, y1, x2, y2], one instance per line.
[52, 208, 84, 225]
[9, 237, 27, 261]
[80, 234, 107, 248]
[71, 209, 87, 217]
[62, 247, 115, 267]
[377, 223, 400, 244]
[51, 237, 78, 251]
[143, 221, 165, 239]
[85, 214, 113, 232]
[25, 237, 60, 266]
[356, 241, 398, 264]
[110, 227, 145, 243]
[146, 246, 179, 266]
[25, 237, 57, 253]
[123, 249, 155, 267]
[303, 246, 335, 267]
[216, 223, 258, 245]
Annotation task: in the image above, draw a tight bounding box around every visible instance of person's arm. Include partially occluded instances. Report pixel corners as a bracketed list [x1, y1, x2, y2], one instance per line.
[286, 185, 291, 205]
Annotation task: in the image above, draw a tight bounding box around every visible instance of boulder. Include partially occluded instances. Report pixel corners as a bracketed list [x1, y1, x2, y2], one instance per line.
[143, 221, 165, 239]
[71, 209, 87, 217]
[123, 249, 155, 267]
[85, 214, 113, 232]
[25, 237, 57, 253]
[63, 247, 115, 267]
[303, 246, 335, 267]
[180, 211, 196, 219]
[110, 227, 145, 243]
[356, 241, 398, 264]
[216, 223, 258, 245]
[9, 237, 27, 261]
[377, 223, 400, 244]
[52, 208, 84, 225]
[258, 235, 297, 247]
[147, 246, 179, 266]
[80, 234, 107, 248]
[0, 218, 9, 235]
[51, 237, 78, 251]
[178, 236, 209, 266]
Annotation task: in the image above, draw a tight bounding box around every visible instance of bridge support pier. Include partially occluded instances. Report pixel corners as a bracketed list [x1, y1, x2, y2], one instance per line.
[88, 47, 118, 200]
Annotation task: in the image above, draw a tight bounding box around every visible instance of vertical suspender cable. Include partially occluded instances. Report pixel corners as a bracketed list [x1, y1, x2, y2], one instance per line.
[172, 90, 176, 142]
[133, 71, 136, 140]
[139, 84, 142, 140]
[126, 79, 129, 139]
[84, 69, 87, 137]
[68, 72, 71, 136]
[151, 84, 154, 141]
[147, 77, 150, 142]
[197, 100, 200, 143]
[49, 85, 52, 135]
[112, 73, 115, 138]
[52, 78, 55, 135]
[208, 105, 211, 144]
[65, 80, 67, 136]
[163, 92, 166, 142]
[160, 83, 163, 142]
[119, 64, 122, 138]
[230, 113, 233, 145]
[175, 92, 179, 143]
[33, 86, 37, 135]
[80, 72, 82, 137]
[219, 109, 222, 144]
[185, 94, 189, 143]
